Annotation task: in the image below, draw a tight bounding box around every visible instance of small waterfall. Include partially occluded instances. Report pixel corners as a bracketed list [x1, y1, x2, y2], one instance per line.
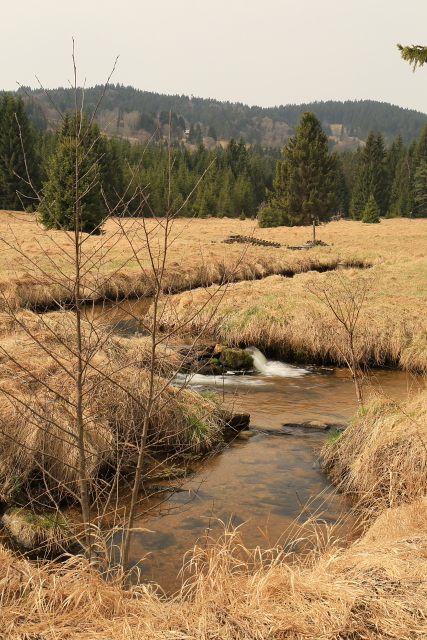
[245, 347, 307, 378]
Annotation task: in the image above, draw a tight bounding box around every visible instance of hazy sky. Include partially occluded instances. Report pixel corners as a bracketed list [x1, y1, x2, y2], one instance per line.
[3, 0, 427, 112]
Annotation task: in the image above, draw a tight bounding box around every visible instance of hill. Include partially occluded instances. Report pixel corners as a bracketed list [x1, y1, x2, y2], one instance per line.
[16, 85, 427, 148]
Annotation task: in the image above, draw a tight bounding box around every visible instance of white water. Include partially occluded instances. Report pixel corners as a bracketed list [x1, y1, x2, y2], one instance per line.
[173, 372, 270, 387]
[245, 347, 308, 378]
[173, 347, 308, 388]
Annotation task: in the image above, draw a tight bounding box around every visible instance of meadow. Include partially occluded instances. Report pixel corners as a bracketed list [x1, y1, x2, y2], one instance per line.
[1, 213, 427, 639]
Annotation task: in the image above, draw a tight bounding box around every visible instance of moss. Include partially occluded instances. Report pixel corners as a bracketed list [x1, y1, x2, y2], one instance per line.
[219, 348, 254, 370]
[21, 511, 68, 530]
[146, 466, 187, 480]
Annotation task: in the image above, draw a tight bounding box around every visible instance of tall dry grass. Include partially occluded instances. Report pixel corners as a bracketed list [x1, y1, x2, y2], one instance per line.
[1, 498, 427, 638]
[321, 389, 427, 514]
[0, 309, 222, 506]
[0, 211, 381, 310]
[155, 265, 427, 371]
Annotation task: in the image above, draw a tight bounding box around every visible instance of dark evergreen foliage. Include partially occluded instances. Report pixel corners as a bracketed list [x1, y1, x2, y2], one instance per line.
[362, 194, 381, 223]
[0, 93, 40, 210]
[2, 87, 427, 226]
[39, 112, 107, 233]
[349, 131, 388, 219]
[15, 86, 427, 146]
[261, 112, 337, 226]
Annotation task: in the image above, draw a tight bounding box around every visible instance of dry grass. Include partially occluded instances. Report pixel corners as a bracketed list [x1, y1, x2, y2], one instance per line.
[0, 211, 385, 309]
[1, 508, 72, 554]
[0, 309, 222, 506]
[154, 264, 427, 370]
[321, 389, 427, 514]
[1, 498, 427, 638]
[0, 211, 424, 280]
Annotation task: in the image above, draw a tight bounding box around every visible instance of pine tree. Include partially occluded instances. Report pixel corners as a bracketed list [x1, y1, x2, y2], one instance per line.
[0, 93, 40, 210]
[266, 111, 337, 226]
[414, 160, 427, 217]
[39, 112, 106, 233]
[350, 130, 388, 219]
[362, 194, 381, 223]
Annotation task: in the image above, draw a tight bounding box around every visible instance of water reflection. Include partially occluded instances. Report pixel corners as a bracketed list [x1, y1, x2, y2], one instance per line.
[82, 298, 152, 335]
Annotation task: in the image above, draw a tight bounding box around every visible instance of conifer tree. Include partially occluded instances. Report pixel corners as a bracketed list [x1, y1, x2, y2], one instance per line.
[0, 93, 40, 210]
[397, 44, 427, 69]
[257, 203, 281, 227]
[39, 112, 106, 233]
[362, 194, 381, 223]
[265, 111, 337, 226]
[414, 160, 427, 217]
[194, 123, 203, 145]
[350, 130, 388, 219]
[388, 140, 415, 218]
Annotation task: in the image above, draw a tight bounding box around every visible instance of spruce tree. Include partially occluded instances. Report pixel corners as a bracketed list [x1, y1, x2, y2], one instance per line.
[414, 160, 427, 217]
[39, 112, 106, 233]
[257, 203, 281, 227]
[362, 194, 381, 223]
[350, 130, 388, 219]
[0, 93, 40, 210]
[415, 122, 427, 165]
[265, 111, 337, 226]
[388, 141, 415, 218]
[206, 125, 217, 141]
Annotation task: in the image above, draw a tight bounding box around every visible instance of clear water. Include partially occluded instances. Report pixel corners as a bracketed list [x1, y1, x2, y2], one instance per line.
[123, 349, 424, 592]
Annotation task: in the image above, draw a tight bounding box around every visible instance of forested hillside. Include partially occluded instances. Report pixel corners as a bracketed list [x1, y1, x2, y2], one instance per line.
[16, 85, 427, 147]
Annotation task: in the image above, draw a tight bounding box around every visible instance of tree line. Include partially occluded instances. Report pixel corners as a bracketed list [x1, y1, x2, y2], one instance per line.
[1, 92, 427, 231]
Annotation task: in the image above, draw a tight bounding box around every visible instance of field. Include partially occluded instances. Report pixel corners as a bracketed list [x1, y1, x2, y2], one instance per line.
[2, 212, 426, 281]
[1, 213, 427, 638]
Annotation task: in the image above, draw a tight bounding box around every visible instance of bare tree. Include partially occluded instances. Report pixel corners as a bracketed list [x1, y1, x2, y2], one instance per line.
[306, 272, 372, 405]
[0, 51, 251, 575]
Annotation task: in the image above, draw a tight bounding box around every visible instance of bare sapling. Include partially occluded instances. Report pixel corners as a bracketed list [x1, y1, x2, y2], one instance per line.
[306, 271, 372, 405]
[0, 51, 251, 574]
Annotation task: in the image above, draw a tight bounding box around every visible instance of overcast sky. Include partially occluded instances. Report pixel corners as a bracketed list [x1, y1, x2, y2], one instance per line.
[3, 0, 427, 113]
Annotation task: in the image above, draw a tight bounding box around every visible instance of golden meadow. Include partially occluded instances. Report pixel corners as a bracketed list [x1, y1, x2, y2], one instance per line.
[1, 212, 427, 638]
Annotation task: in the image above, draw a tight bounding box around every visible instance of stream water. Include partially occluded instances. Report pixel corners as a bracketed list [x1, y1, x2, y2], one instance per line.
[122, 346, 424, 592]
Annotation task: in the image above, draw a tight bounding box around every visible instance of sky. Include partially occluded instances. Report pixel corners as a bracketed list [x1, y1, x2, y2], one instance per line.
[3, 0, 427, 113]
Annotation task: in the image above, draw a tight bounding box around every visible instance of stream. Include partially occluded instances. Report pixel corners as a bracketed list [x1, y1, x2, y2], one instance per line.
[121, 346, 424, 592]
[4, 299, 422, 593]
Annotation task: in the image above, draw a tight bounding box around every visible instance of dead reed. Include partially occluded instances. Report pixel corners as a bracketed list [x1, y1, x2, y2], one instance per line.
[321, 389, 427, 514]
[1, 498, 427, 639]
[155, 266, 427, 371]
[0, 309, 222, 507]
